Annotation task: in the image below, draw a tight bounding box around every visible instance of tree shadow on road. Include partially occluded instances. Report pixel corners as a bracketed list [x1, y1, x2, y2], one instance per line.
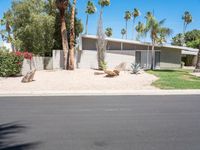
[0, 122, 41, 150]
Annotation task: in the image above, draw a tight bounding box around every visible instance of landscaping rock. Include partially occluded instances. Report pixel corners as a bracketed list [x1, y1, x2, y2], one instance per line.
[104, 69, 119, 77]
[21, 69, 36, 83]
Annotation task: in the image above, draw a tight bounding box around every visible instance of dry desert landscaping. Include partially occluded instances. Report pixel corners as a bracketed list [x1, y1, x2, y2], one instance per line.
[0, 69, 158, 93]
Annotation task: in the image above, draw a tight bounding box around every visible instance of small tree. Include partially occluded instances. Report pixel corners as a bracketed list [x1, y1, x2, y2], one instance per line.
[105, 27, 112, 37]
[145, 16, 172, 70]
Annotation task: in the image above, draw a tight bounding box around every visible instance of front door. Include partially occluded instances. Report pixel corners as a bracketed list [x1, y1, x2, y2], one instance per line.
[155, 51, 160, 69]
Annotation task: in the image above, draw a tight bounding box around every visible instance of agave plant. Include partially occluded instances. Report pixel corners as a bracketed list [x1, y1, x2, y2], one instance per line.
[131, 63, 140, 74]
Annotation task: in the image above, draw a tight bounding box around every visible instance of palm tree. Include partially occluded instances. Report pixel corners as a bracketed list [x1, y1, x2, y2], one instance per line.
[132, 8, 140, 39]
[145, 11, 153, 21]
[85, 0, 96, 34]
[68, 0, 76, 70]
[145, 17, 172, 70]
[0, 10, 15, 51]
[182, 11, 192, 45]
[105, 27, 112, 37]
[182, 11, 192, 34]
[121, 28, 126, 39]
[135, 21, 145, 40]
[98, 0, 110, 13]
[56, 0, 69, 70]
[124, 11, 131, 39]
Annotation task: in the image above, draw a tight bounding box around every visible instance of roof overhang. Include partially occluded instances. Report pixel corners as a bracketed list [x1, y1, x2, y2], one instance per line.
[80, 34, 199, 54]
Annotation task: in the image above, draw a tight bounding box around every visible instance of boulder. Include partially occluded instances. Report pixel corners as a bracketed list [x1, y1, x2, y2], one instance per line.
[21, 69, 36, 83]
[104, 69, 119, 77]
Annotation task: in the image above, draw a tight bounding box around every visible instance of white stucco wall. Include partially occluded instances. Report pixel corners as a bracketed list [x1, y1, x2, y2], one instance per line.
[77, 50, 135, 69]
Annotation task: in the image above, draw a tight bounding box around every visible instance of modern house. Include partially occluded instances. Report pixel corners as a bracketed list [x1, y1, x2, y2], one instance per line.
[77, 34, 199, 69]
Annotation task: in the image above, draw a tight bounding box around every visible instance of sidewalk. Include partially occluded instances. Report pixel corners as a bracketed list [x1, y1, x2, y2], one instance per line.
[0, 90, 200, 97]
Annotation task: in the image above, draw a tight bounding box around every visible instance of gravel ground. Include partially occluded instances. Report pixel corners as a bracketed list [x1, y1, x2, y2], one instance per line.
[0, 69, 158, 92]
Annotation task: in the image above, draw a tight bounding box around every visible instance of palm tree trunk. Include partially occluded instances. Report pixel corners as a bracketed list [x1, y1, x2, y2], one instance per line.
[194, 46, 200, 71]
[126, 21, 128, 39]
[132, 19, 135, 40]
[60, 10, 69, 70]
[85, 14, 89, 34]
[68, 0, 76, 70]
[151, 40, 155, 70]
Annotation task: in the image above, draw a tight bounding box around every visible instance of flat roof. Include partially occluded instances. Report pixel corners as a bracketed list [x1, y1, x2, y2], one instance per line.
[80, 34, 199, 53]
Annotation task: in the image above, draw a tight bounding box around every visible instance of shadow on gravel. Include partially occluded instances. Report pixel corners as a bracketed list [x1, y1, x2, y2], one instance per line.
[0, 122, 41, 150]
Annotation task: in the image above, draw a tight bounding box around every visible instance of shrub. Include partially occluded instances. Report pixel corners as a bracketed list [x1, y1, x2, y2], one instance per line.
[99, 61, 107, 70]
[0, 50, 24, 77]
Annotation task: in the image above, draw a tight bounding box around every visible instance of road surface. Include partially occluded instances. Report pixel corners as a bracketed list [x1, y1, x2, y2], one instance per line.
[0, 95, 200, 150]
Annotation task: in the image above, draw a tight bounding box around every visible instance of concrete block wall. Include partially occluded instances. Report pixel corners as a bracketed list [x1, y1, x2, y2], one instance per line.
[22, 57, 53, 75]
[52, 50, 64, 70]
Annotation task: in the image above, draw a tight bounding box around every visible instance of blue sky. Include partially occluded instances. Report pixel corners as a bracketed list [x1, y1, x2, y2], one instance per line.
[0, 0, 200, 43]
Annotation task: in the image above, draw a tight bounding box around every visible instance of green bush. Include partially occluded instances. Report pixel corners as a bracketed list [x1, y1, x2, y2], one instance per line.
[99, 61, 107, 70]
[0, 50, 24, 77]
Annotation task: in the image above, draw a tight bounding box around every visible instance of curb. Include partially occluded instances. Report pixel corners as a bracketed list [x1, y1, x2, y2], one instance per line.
[0, 90, 200, 97]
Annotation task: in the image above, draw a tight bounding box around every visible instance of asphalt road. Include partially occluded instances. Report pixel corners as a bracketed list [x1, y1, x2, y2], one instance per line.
[0, 95, 200, 150]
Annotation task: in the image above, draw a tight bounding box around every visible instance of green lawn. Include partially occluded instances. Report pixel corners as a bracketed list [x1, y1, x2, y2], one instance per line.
[147, 69, 200, 89]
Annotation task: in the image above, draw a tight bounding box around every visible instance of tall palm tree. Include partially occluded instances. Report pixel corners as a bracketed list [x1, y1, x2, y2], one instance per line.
[135, 21, 145, 40]
[98, 0, 110, 13]
[68, 0, 77, 70]
[145, 17, 172, 70]
[145, 11, 153, 21]
[182, 11, 192, 45]
[0, 10, 15, 51]
[56, 0, 69, 70]
[121, 28, 126, 39]
[105, 27, 112, 37]
[124, 11, 131, 39]
[85, 0, 96, 34]
[182, 11, 192, 34]
[132, 8, 140, 39]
